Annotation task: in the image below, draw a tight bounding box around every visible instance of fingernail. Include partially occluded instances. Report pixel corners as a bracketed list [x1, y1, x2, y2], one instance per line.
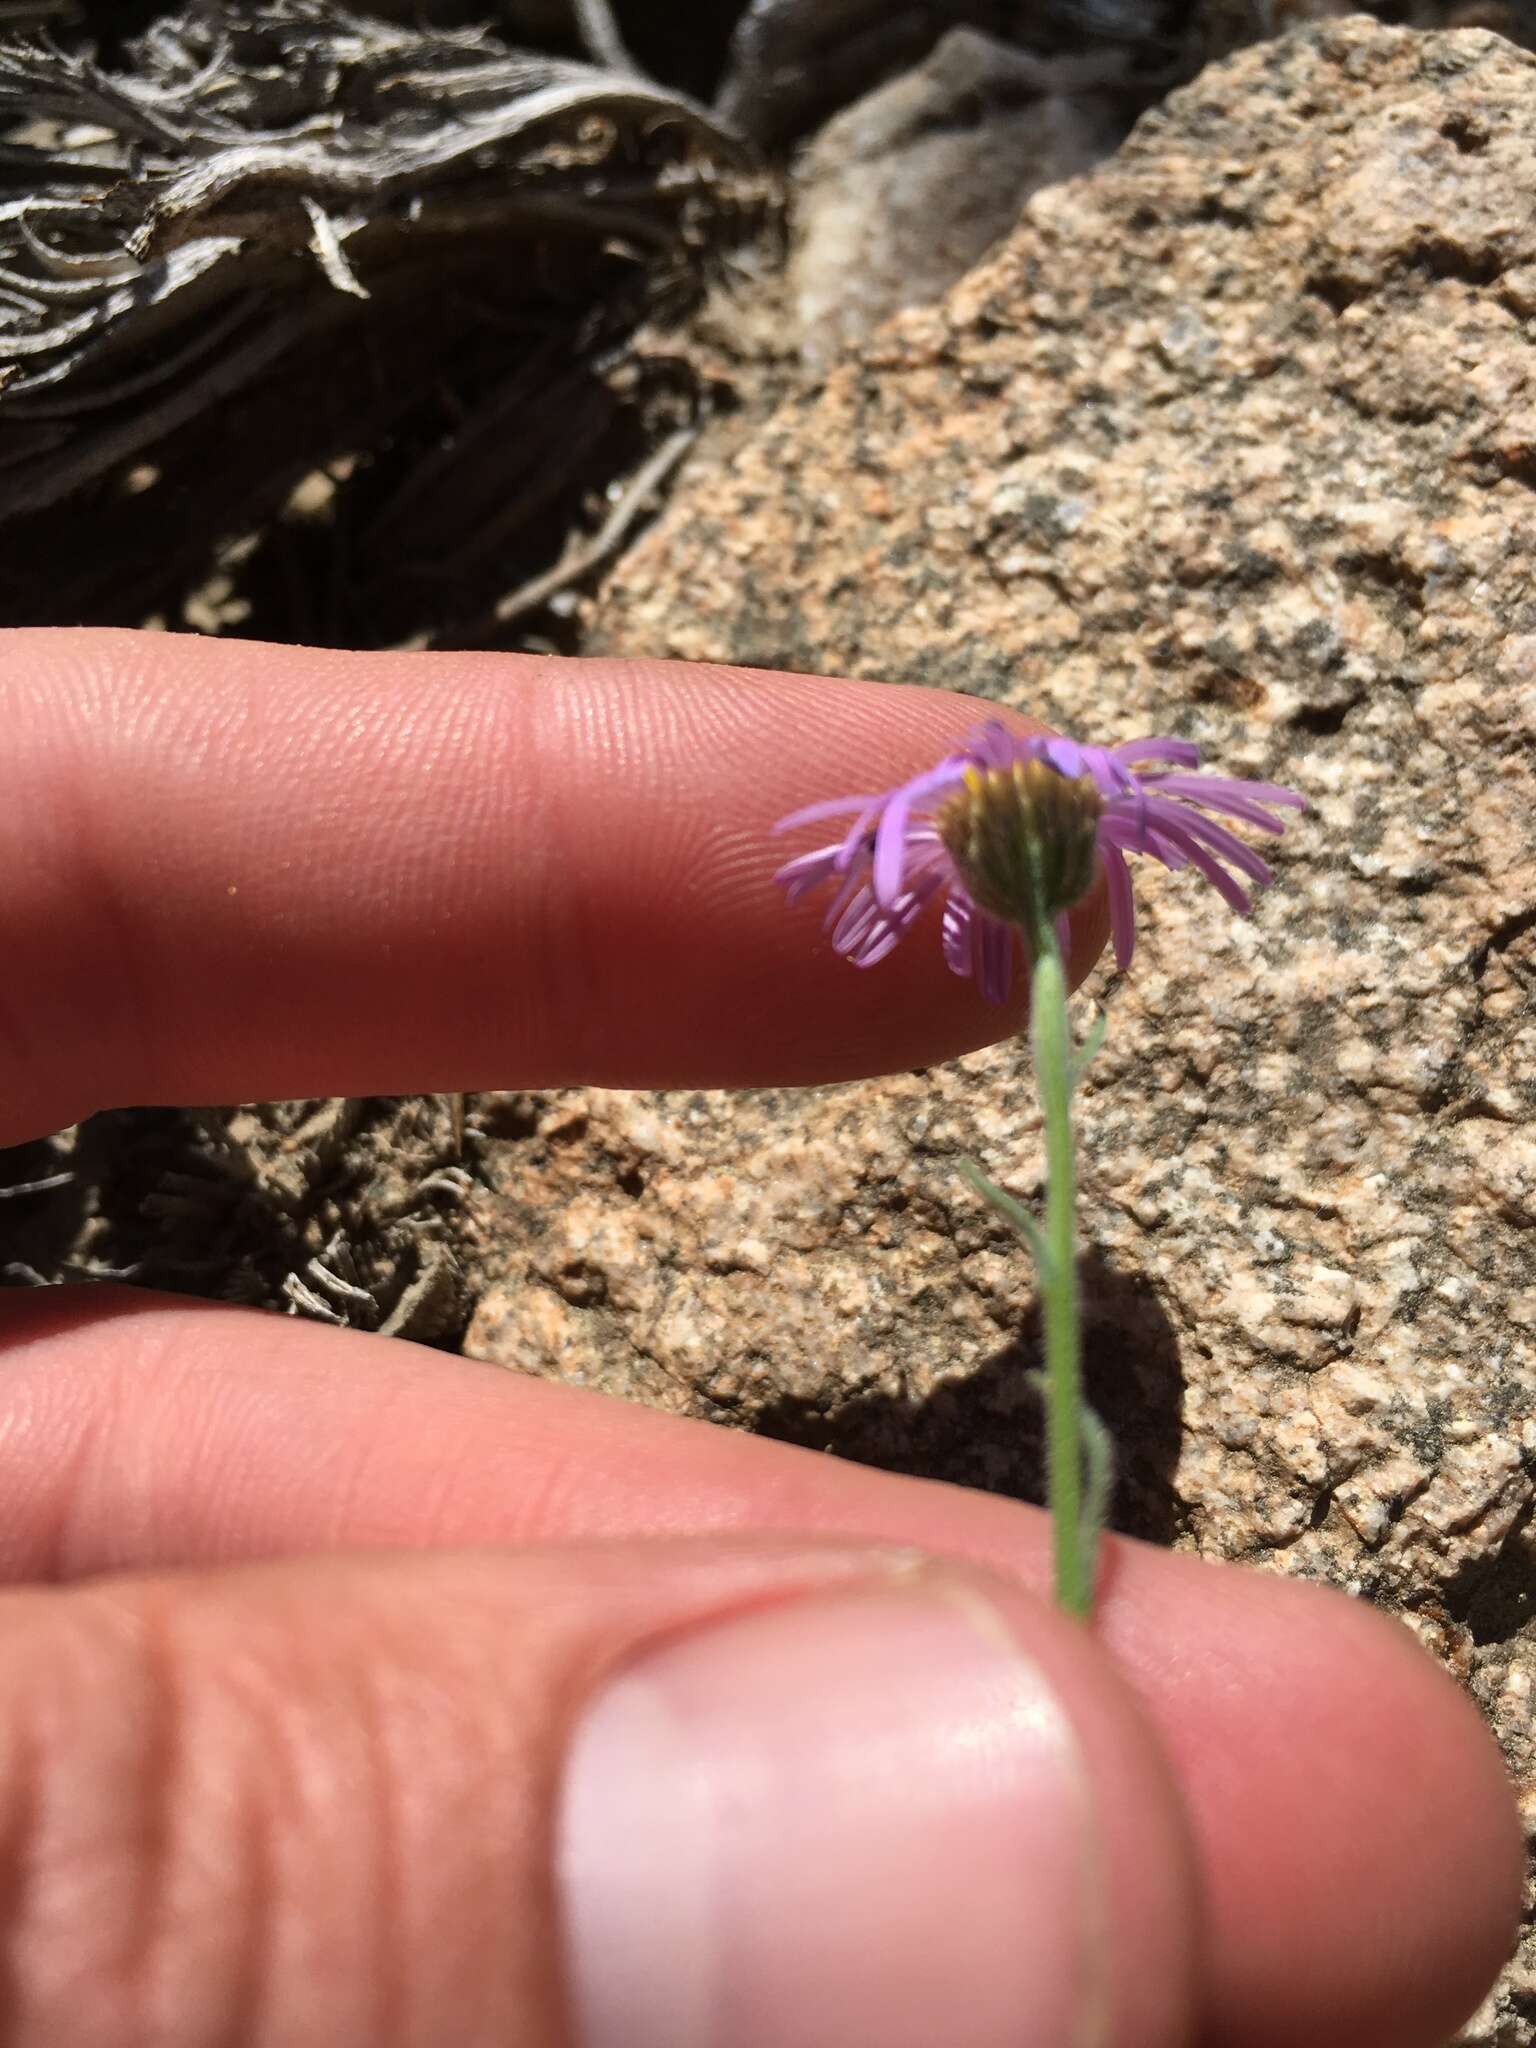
[556, 1579, 1102, 2048]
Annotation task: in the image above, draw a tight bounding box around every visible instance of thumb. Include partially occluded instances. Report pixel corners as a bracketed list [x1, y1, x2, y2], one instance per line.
[2, 1539, 1199, 2048]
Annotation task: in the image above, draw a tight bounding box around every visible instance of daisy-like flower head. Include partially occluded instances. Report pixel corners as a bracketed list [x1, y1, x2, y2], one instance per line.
[773, 720, 1305, 1004]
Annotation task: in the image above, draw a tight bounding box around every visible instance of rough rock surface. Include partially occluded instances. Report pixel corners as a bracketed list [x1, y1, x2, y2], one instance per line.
[790, 29, 1134, 365]
[478, 20, 1536, 2032]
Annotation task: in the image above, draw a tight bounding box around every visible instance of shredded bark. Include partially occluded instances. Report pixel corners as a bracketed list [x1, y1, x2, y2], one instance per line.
[0, 2, 778, 642]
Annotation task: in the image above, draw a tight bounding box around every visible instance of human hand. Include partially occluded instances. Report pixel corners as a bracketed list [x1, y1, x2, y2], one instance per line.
[0, 628, 1521, 2048]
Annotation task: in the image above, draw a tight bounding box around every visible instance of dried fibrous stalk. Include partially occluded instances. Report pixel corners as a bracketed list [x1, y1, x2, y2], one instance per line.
[0, 2, 777, 639]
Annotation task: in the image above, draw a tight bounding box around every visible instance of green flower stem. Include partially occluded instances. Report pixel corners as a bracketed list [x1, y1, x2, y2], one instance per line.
[958, 926, 1107, 1619]
[1028, 926, 1093, 1619]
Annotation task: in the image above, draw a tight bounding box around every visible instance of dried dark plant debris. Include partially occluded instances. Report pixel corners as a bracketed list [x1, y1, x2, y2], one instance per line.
[0, 1095, 481, 1345]
[0, 1, 778, 643]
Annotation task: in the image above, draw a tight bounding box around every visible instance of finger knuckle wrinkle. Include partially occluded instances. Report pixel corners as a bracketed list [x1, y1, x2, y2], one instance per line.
[0, 1590, 280, 2048]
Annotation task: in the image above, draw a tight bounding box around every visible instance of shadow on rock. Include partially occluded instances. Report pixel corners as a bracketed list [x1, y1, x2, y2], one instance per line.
[1442, 1499, 1536, 1648]
[754, 1248, 1186, 1547]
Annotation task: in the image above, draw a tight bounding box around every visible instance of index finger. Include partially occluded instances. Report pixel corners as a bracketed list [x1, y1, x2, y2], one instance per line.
[0, 628, 1106, 1143]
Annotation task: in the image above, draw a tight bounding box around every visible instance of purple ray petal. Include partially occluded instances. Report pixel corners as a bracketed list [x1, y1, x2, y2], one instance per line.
[1139, 773, 1304, 831]
[942, 889, 975, 979]
[872, 764, 967, 907]
[1098, 803, 1159, 859]
[1101, 841, 1136, 970]
[977, 913, 1015, 1004]
[823, 831, 946, 937]
[872, 785, 914, 907]
[846, 917, 907, 967]
[774, 844, 843, 903]
[1111, 737, 1202, 771]
[963, 721, 1022, 769]
[1038, 735, 1090, 780]
[832, 863, 946, 965]
[821, 860, 870, 934]
[773, 793, 880, 834]
[1144, 799, 1275, 889]
[1103, 794, 1238, 876]
[1098, 754, 1141, 799]
[901, 842, 954, 889]
[1139, 811, 1255, 914]
[830, 884, 889, 956]
[834, 800, 883, 872]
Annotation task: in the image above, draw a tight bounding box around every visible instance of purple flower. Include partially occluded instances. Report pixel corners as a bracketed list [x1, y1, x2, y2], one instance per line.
[773, 720, 1305, 1003]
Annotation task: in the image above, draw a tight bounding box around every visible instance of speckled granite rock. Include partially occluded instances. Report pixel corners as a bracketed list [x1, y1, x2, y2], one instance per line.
[469, 21, 1536, 2032]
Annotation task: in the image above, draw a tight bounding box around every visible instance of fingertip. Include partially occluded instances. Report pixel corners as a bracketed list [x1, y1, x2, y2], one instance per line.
[1296, 1590, 1526, 2047]
[1103, 1553, 1524, 2048]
